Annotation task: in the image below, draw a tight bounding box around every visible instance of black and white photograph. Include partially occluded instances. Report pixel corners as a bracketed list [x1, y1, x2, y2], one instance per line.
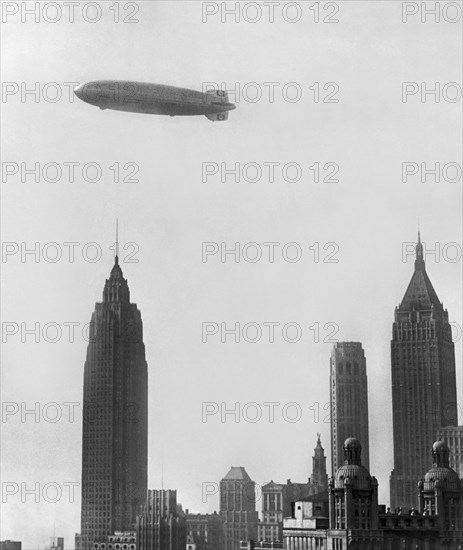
[1, 1, 462, 549]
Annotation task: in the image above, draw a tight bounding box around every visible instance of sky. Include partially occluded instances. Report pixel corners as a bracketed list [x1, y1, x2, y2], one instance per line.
[1, 0, 462, 547]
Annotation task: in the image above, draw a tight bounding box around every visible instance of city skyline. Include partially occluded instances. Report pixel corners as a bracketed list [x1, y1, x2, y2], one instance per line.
[2, 230, 461, 547]
[2, 1, 461, 546]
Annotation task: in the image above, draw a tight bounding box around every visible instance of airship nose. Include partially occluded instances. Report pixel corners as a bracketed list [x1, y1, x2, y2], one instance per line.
[74, 84, 84, 100]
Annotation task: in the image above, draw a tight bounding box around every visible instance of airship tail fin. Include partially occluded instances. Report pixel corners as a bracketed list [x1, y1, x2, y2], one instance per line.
[206, 89, 229, 103]
[206, 112, 229, 122]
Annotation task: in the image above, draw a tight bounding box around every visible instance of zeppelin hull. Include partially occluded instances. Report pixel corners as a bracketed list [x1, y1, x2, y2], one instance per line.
[75, 80, 236, 120]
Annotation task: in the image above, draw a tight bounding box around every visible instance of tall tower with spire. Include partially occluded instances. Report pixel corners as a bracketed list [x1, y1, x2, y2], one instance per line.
[311, 433, 328, 491]
[76, 254, 148, 549]
[390, 233, 457, 510]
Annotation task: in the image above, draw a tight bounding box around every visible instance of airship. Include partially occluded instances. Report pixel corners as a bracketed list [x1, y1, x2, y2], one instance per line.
[74, 80, 236, 121]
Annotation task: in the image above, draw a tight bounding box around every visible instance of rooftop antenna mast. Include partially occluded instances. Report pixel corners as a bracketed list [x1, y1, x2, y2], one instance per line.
[115, 219, 119, 263]
[161, 446, 164, 490]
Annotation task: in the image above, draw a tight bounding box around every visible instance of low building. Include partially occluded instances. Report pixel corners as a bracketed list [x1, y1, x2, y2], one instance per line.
[282, 438, 463, 550]
[47, 537, 64, 550]
[239, 542, 283, 549]
[0, 542, 21, 550]
[92, 531, 136, 550]
[258, 481, 285, 543]
[258, 435, 329, 544]
[185, 511, 223, 550]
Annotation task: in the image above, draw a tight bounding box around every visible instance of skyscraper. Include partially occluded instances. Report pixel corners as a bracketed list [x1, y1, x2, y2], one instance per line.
[437, 426, 463, 477]
[390, 233, 458, 510]
[76, 256, 148, 549]
[330, 342, 370, 475]
[220, 467, 258, 550]
[136, 489, 186, 550]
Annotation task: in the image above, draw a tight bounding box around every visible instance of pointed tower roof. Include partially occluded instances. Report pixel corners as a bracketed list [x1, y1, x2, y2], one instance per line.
[314, 433, 325, 456]
[103, 256, 130, 303]
[398, 232, 442, 312]
[222, 466, 252, 481]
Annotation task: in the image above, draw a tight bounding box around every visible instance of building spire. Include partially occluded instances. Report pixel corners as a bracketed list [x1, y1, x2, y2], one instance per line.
[115, 218, 119, 265]
[311, 433, 328, 489]
[103, 221, 129, 303]
[415, 228, 424, 270]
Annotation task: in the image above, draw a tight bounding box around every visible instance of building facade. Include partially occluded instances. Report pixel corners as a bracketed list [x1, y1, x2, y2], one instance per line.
[0, 543, 21, 550]
[259, 481, 285, 543]
[220, 467, 259, 550]
[185, 511, 223, 550]
[76, 257, 148, 549]
[240, 543, 283, 549]
[92, 531, 136, 550]
[328, 437, 379, 532]
[46, 538, 64, 550]
[136, 489, 186, 550]
[419, 440, 463, 533]
[330, 342, 370, 475]
[390, 234, 458, 510]
[258, 436, 328, 544]
[282, 438, 463, 550]
[437, 426, 463, 478]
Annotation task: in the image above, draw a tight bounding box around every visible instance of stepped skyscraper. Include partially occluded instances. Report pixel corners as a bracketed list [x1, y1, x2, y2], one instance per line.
[330, 342, 370, 474]
[76, 255, 148, 550]
[390, 233, 458, 510]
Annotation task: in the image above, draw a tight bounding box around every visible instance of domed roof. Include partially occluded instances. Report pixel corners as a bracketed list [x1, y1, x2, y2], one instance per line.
[335, 464, 373, 490]
[344, 437, 361, 449]
[333, 437, 377, 490]
[432, 440, 449, 452]
[422, 440, 462, 493]
[423, 467, 461, 492]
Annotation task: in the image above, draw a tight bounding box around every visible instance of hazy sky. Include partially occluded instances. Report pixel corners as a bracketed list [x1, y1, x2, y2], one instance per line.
[1, 1, 462, 547]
